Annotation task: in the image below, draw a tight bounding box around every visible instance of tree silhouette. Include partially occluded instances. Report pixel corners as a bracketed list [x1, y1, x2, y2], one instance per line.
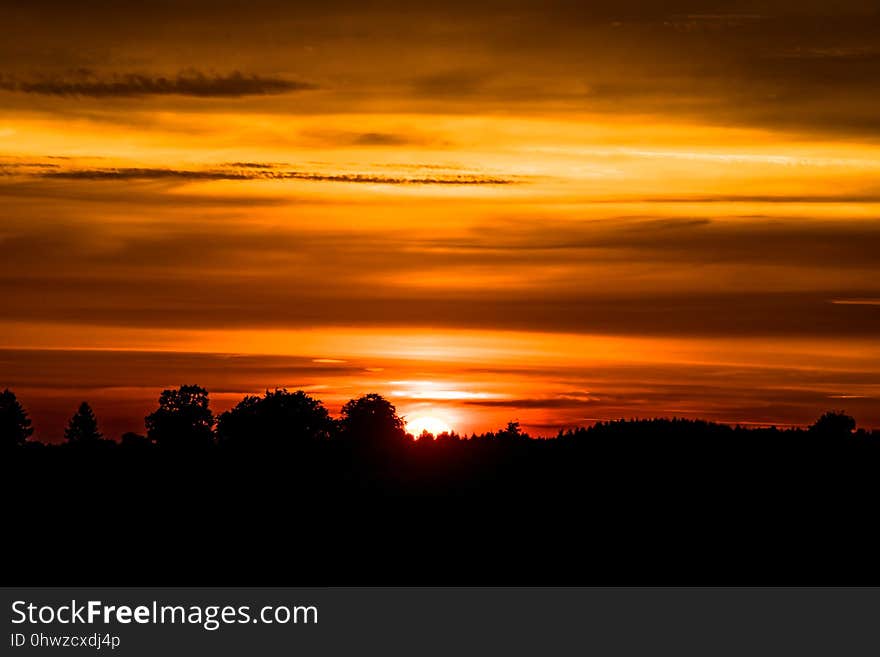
[5, 397, 880, 587]
[496, 421, 527, 441]
[338, 393, 406, 450]
[217, 389, 333, 449]
[145, 385, 214, 449]
[64, 402, 102, 444]
[0, 389, 33, 449]
[810, 410, 856, 438]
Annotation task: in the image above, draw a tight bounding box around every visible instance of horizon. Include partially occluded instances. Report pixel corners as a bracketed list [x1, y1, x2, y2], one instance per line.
[3, 1, 880, 439]
[4, 382, 874, 444]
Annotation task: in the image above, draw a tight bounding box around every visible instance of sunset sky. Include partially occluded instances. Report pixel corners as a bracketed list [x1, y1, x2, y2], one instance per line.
[2, 0, 880, 439]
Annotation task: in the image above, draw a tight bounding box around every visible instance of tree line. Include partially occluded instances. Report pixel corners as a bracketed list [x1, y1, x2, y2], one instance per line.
[0, 385, 875, 452]
[5, 385, 879, 586]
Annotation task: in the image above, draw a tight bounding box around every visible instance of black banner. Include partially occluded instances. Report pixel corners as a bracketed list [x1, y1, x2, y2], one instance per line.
[3, 588, 879, 656]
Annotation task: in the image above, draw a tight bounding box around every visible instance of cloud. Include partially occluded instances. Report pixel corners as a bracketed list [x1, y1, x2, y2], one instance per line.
[464, 396, 599, 409]
[0, 348, 362, 391]
[351, 132, 417, 146]
[3, 272, 879, 338]
[662, 13, 765, 32]
[223, 162, 286, 169]
[38, 165, 515, 185]
[410, 70, 494, 97]
[3, 2, 880, 137]
[296, 129, 437, 148]
[771, 46, 880, 60]
[428, 215, 880, 270]
[42, 168, 248, 181]
[0, 70, 316, 98]
[591, 194, 880, 204]
[25, 162, 879, 194]
[1, 212, 878, 338]
[831, 298, 880, 306]
[0, 161, 61, 175]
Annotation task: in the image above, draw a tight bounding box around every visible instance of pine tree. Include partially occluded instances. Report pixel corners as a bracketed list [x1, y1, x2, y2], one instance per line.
[0, 389, 33, 448]
[64, 402, 102, 444]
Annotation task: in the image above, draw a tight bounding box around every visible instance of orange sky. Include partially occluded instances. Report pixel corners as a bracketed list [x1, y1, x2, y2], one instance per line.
[2, 1, 879, 439]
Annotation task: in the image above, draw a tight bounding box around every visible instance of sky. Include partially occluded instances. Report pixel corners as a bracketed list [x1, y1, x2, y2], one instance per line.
[2, 0, 880, 439]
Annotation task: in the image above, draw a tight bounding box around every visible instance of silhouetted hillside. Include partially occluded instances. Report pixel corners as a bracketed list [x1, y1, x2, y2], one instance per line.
[2, 387, 878, 585]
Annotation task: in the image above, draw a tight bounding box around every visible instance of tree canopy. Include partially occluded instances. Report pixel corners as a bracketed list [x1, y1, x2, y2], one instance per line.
[810, 410, 856, 438]
[217, 389, 334, 449]
[338, 393, 406, 450]
[145, 384, 214, 449]
[64, 401, 103, 444]
[0, 388, 33, 449]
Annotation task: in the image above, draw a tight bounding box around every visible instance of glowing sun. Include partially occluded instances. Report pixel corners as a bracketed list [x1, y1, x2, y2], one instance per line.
[406, 415, 452, 437]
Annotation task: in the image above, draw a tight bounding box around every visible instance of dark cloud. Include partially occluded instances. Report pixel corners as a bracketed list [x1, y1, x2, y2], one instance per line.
[1, 213, 878, 338]
[351, 132, 416, 146]
[296, 130, 436, 148]
[223, 162, 286, 168]
[0, 177, 295, 207]
[38, 165, 515, 185]
[0, 161, 61, 174]
[427, 216, 880, 270]
[2, 272, 879, 338]
[0, 348, 362, 392]
[38, 165, 874, 195]
[0, 70, 316, 98]
[2, 2, 880, 135]
[42, 167, 249, 181]
[275, 172, 514, 185]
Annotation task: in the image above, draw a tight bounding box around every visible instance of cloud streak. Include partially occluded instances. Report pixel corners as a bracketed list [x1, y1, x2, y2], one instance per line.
[1, 213, 878, 338]
[0, 70, 316, 98]
[588, 194, 880, 204]
[38, 166, 515, 185]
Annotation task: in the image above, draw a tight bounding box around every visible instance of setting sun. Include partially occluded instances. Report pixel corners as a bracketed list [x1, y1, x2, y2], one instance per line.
[406, 416, 452, 438]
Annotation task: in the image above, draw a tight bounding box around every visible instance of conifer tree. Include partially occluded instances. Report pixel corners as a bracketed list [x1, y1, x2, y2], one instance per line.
[0, 389, 33, 448]
[64, 401, 102, 444]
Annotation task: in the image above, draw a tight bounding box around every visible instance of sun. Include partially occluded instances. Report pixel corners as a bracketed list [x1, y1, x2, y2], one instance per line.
[406, 415, 452, 437]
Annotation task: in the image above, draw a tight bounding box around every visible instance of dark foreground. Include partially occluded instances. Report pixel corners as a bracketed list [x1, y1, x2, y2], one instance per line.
[5, 417, 880, 586]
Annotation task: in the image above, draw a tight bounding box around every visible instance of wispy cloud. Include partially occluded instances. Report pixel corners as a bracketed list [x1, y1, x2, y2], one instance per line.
[590, 194, 880, 204]
[38, 165, 515, 185]
[831, 298, 880, 306]
[352, 132, 417, 146]
[0, 70, 316, 98]
[464, 396, 599, 409]
[663, 13, 764, 32]
[296, 129, 437, 148]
